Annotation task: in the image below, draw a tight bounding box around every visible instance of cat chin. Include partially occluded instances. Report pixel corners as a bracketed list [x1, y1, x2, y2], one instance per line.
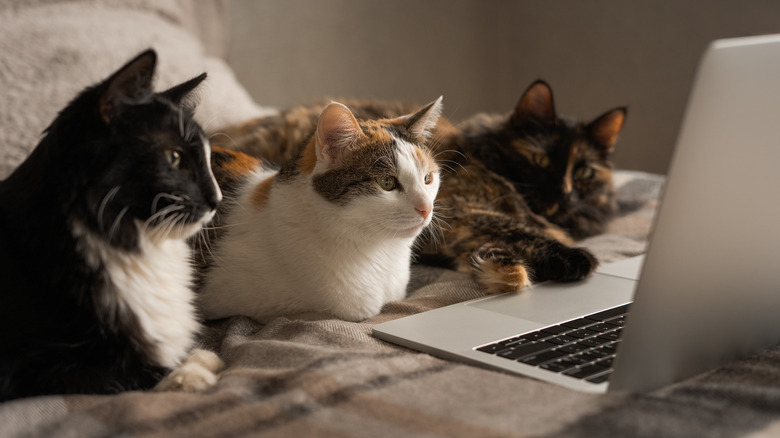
[138, 209, 215, 242]
[391, 222, 428, 239]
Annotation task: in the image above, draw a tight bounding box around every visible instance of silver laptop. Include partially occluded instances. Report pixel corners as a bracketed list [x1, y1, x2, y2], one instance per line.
[372, 33, 780, 393]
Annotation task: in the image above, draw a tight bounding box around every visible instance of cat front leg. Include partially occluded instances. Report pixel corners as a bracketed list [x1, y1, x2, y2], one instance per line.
[521, 236, 599, 283]
[470, 242, 532, 293]
[443, 213, 599, 293]
[154, 349, 225, 393]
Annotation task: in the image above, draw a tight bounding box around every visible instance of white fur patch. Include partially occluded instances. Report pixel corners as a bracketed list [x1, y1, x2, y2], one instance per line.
[199, 136, 440, 322]
[154, 349, 224, 392]
[203, 137, 223, 205]
[72, 220, 202, 368]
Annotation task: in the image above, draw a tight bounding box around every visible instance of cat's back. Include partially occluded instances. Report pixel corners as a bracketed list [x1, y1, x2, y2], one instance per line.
[210, 98, 457, 165]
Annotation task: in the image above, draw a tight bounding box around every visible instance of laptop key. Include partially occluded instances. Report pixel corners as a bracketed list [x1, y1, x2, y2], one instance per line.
[540, 358, 581, 373]
[585, 304, 630, 322]
[520, 331, 553, 342]
[588, 323, 614, 333]
[597, 329, 622, 342]
[476, 343, 508, 354]
[497, 341, 556, 360]
[557, 344, 589, 354]
[519, 349, 569, 366]
[503, 337, 535, 347]
[567, 329, 600, 339]
[561, 318, 595, 329]
[596, 357, 615, 368]
[567, 354, 593, 366]
[576, 338, 604, 348]
[586, 373, 611, 384]
[541, 325, 571, 335]
[546, 335, 578, 345]
[563, 363, 610, 380]
[605, 315, 626, 327]
[583, 348, 612, 360]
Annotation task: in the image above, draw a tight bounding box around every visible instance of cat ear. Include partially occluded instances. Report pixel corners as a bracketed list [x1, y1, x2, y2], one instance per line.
[510, 80, 556, 127]
[99, 49, 157, 124]
[401, 96, 443, 142]
[588, 107, 627, 154]
[160, 73, 207, 115]
[315, 102, 364, 167]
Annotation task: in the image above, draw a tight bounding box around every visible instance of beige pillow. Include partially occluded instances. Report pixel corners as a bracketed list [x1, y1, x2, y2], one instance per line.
[0, 1, 275, 179]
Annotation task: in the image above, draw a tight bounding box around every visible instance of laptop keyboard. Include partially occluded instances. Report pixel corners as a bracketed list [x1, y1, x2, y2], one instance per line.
[474, 304, 629, 384]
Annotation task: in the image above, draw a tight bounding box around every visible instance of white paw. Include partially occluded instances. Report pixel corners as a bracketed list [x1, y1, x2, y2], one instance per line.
[154, 349, 225, 393]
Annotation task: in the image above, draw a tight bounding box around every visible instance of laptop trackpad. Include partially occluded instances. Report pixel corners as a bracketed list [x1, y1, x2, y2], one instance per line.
[467, 273, 637, 326]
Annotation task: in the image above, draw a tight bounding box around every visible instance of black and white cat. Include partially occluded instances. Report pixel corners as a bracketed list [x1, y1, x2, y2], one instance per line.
[0, 50, 223, 401]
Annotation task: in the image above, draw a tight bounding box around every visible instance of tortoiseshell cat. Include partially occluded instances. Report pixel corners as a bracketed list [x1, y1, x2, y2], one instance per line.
[0, 50, 224, 400]
[211, 81, 626, 292]
[196, 99, 442, 322]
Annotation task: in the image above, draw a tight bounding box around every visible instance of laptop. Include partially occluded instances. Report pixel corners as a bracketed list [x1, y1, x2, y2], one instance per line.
[372, 33, 780, 393]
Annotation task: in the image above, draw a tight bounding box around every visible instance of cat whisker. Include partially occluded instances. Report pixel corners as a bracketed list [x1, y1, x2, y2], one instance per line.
[156, 211, 186, 241]
[151, 193, 186, 215]
[143, 204, 186, 235]
[98, 186, 121, 232]
[207, 132, 238, 149]
[200, 222, 247, 231]
[422, 216, 449, 249]
[437, 158, 468, 175]
[200, 113, 229, 135]
[107, 206, 130, 243]
[433, 148, 466, 161]
[195, 225, 219, 267]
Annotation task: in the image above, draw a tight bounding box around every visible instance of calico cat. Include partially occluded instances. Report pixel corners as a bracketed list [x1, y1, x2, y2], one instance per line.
[210, 81, 626, 293]
[196, 98, 442, 322]
[0, 50, 224, 401]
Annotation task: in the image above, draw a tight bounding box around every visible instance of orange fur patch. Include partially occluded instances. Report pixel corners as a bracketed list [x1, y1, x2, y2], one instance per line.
[415, 147, 439, 172]
[543, 226, 574, 246]
[512, 139, 543, 162]
[563, 142, 581, 195]
[213, 146, 260, 178]
[300, 141, 318, 174]
[361, 120, 394, 144]
[251, 174, 275, 209]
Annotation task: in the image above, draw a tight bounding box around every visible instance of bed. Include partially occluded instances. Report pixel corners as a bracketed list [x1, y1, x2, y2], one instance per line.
[3, 2, 780, 437]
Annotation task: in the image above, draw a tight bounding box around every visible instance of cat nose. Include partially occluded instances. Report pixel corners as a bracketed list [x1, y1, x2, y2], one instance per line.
[416, 204, 432, 219]
[207, 187, 222, 210]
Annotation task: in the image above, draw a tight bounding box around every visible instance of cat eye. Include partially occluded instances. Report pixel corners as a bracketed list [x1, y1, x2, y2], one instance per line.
[165, 150, 182, 169]
[424, 172, 434, 185]
[575, 166, 595, 180]
[533, 153, 550, 168]
[376, 175, 398, 191]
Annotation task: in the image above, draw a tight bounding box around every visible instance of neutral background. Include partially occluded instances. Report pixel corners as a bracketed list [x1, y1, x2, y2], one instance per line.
[226, 0, 780, 174]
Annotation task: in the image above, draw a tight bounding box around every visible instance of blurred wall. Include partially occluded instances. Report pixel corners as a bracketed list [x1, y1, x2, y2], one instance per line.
[226, 0, 780, 174]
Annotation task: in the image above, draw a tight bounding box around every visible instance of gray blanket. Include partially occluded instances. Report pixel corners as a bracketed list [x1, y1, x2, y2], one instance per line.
[11, 170, 780, 438]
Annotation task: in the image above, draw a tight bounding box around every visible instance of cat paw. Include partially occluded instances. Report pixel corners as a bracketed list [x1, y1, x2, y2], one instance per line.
[154, 349, 225, 393]
[541, 245, 599, 282]
[471, 243, 532, 293]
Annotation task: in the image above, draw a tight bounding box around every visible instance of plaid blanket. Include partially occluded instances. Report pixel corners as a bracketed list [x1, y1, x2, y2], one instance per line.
[6, 170, 780, 437]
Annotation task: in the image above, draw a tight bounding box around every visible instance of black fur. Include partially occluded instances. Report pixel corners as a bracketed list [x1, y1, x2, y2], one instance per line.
[0, 50, 218, 401]
[458, 80, 626, 239]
